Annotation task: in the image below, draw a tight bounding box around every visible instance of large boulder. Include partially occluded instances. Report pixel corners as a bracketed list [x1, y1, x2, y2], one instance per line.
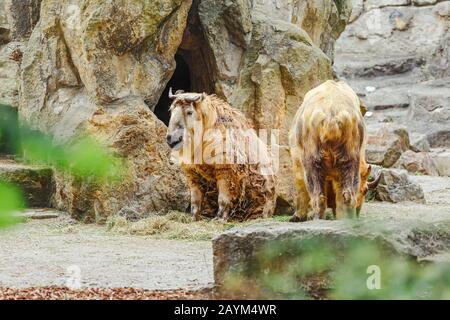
[213, 213, 450, 285]
[374, 168, 426, 203]
[430, 148, 450, 176]
[366, 125, 410, 167]
[394, 150, 439, 176]
[410, 133, 430, 152]
[19, 0, 193, 222]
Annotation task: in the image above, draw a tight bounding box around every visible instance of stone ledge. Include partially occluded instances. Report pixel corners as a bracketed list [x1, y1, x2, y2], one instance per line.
[213, 213, 450, 284]
[0, 158, 54, 207]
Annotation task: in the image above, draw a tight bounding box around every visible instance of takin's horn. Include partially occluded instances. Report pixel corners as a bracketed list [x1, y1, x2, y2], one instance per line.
[168, 87, 177, 99]
[367, 173, 382, 190]
[183, 94, 203, 103]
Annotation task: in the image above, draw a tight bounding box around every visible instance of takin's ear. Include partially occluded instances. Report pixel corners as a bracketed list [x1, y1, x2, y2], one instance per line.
[359, 98, 367, 116]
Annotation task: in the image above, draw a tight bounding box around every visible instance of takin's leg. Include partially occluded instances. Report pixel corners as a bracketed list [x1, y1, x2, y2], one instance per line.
[336, 158, 360, 219]
[303, 160, 327, 220]
[290, 160, 311, 223]
[215, 168, 239, 222]
[190, 184, 203, 222]
[290, 178, 311, 222]
[332, 179, 345, 220]
[185, 173, 205, 221]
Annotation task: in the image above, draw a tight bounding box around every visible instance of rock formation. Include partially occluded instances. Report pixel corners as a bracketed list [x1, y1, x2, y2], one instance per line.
[0, 0, 353, 222]
[335, 0, 450, 176]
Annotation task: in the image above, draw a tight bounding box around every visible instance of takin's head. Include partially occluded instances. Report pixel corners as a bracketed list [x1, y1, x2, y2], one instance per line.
[166, 88, 206, 151]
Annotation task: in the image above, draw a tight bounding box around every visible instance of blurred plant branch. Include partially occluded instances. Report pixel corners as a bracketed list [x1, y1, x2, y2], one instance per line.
[0, 103, 126, 228]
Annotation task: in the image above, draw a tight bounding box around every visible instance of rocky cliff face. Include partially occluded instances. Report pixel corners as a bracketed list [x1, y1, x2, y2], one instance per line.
[335, 0, 450, 179]
[0, 0, 42, 107]
[335, 0, 450, 145]
[0, 0, 351, 222]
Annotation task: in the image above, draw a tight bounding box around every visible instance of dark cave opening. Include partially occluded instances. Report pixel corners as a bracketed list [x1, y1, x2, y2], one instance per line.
[154, 54, 192, 126]
[153, 0, 217, 126]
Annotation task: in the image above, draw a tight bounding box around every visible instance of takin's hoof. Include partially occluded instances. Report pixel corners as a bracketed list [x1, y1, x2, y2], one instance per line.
[289, 215, 307, 223]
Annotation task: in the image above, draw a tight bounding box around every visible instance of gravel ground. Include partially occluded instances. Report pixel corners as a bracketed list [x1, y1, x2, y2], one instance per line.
[0, 216, 214, 290]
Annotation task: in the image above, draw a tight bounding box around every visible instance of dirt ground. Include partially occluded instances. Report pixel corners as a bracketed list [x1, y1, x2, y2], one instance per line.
[0, 216, 214, 290]
[0, 175, 449, 299]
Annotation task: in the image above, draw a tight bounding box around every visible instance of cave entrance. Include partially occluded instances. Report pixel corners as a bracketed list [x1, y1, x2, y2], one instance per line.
[153, 0, 216, 126]
[154, 54, 192, 126]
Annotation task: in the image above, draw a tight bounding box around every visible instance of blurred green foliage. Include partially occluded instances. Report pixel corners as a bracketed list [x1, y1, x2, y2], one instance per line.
[0, 182, 24, 228]
[0, 103, 125, 229]
[223, 238, 450, 300]
[21, 130, 124, 182]
[0, 104, 20, 155]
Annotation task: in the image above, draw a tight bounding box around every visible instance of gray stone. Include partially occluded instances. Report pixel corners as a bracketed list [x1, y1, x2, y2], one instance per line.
[213, 215, 450, 284]
[374, 168, 426, 202]
[366, 125, 410, 167]
[407, 89, 450, 141]
[5, 0, 42, 41]
[18, 208, 61, 220]
[427, 130, 450, 148]
[430, 148, 450, 176]
[349, 0, 364, 23]
[410, 133, 431, 152]
[0, 41, 24, 107]
[434, 1, 450, 17]
[393, 150, 439, 176]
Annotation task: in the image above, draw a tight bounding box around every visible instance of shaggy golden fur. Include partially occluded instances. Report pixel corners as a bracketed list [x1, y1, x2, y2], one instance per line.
[289, 80, 371, 221]
[167, 93, 276, 222]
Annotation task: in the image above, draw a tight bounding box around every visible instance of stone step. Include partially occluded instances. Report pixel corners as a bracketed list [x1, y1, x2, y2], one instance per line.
[16, 208, 61, 220]
[0, 158, 54, 208]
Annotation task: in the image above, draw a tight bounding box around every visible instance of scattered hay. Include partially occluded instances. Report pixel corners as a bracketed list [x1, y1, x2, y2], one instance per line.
[107, 211, 291, 241]
[108, 211, 229, 241]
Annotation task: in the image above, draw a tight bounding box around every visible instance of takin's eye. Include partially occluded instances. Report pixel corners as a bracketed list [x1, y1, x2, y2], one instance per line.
[186, 110, 194, 116]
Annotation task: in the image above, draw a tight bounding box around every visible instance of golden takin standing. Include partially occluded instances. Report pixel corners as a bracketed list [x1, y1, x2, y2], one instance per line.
[289, 80, 379, 222]
[166, 89, 277, 222]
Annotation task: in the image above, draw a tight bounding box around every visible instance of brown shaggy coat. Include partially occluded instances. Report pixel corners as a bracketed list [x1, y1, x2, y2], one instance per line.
[289, 80, 371, 221]
[170, 94, 277, 221]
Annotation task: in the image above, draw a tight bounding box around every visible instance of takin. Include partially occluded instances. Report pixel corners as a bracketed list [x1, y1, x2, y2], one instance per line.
[166, 89, 277, 222]
[289, 80, 380, 222]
